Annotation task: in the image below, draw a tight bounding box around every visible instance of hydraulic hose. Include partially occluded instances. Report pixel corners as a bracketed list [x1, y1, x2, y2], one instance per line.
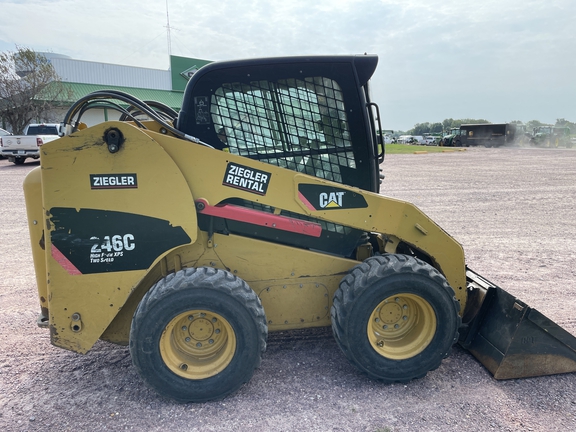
[62, 90, 213, 148]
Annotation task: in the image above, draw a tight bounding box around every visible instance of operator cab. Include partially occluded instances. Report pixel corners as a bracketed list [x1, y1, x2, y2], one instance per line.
[177, 55, 382, 193]
[176, 55, 382, 257]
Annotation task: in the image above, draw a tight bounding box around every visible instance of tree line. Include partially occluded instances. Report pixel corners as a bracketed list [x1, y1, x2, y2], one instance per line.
[402, 118, 576, 136]
[0, 46, 71, 134]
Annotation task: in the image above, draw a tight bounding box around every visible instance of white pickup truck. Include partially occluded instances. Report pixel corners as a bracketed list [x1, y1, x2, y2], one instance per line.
[0, 123, 61, 165]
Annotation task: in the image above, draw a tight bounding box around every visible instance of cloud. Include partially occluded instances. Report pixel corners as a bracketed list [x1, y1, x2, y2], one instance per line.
[0, 0, 574, 129]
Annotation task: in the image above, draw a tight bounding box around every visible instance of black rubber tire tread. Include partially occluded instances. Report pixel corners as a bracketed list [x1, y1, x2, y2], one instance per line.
[331, 254, 461, 383]
[130, 267, 267, 403]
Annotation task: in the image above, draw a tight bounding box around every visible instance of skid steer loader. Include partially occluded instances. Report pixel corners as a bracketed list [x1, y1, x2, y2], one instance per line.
[24, 55, 576, 402]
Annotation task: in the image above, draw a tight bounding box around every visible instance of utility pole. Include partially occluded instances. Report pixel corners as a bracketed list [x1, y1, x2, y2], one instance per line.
[165, 0, 172, 58]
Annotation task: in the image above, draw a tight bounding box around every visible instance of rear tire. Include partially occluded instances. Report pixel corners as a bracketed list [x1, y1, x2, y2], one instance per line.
[331, 254, 460, 382]
[130, 267, 267, 402]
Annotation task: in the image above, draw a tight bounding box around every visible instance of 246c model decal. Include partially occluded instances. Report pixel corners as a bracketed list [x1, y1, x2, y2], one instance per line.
[90, 234, 136, 263]
[49, 208, 191, 274]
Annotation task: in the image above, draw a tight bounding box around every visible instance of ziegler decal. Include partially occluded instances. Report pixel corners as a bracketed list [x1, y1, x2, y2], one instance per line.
[90, 174, 138, 189]
[223, 162, 271, 195]
[49, 208, 191, 275]
[298, 184, 368, 211]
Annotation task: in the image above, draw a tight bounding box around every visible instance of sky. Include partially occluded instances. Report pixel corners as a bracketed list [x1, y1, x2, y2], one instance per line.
[0, 0, 574, 131]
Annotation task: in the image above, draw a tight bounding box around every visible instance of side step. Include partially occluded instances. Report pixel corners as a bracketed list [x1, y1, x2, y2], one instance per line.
[459, 269, 576, 379]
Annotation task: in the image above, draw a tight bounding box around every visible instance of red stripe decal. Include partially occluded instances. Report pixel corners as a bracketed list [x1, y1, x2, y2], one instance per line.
[196, 199, 322, 237]
[51, 244, 83, 275]
[298, 191, 316, 211]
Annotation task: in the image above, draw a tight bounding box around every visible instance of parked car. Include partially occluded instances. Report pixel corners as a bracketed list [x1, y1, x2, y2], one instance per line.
[411, 135, 425, 145]
[0, 128, 11, 160]
[383, 134, 394, 144]
[0, 123, 61, 165]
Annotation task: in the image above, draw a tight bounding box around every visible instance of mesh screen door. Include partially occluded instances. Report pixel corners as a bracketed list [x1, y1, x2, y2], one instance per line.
[210, 77, 356, 184]
[177, 56, 379, 192]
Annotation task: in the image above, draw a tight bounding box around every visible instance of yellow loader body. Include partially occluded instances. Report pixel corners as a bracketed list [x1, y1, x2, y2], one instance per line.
[27, 121, 466, 353]
[23, 55, 576, 402]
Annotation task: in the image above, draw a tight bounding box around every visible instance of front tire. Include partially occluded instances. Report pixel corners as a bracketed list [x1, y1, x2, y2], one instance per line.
[130, 267, 267, 402]
[331, 254, 460, 382]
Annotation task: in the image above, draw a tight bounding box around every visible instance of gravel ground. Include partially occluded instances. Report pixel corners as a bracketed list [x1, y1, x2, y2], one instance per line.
[1, 147, 575, 432]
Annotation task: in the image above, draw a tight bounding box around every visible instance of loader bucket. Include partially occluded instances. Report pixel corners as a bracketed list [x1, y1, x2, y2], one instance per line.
[459, 269, 576, 379]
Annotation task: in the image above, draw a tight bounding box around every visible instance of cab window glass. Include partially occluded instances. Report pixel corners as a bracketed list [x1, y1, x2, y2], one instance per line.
[210, 77, 356, 183]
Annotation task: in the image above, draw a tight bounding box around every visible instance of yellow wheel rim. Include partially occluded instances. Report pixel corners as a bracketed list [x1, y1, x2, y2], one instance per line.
[160, 310, 236, 380]
[367, 294, 436, 360]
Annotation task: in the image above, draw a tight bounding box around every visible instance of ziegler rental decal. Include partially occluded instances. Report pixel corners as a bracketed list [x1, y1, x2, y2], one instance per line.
[298, 184, 368, 210]
[223, 162, 271, 195]
[90, 174, 138, 189]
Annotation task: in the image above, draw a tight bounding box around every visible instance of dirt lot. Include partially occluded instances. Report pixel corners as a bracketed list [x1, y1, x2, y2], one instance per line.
[1, 147, 575, 432]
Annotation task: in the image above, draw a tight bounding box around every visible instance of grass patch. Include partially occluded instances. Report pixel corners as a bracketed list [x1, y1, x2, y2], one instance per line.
[385, 144, 458, 154]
